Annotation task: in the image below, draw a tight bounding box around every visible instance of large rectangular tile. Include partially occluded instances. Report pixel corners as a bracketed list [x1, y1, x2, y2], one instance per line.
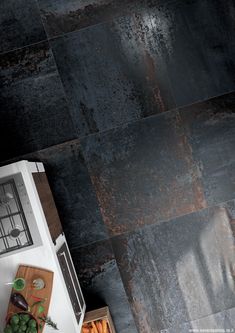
[180, 92, 235, 206]
[112, 201, 235, 332]
[81, 111, 206, 236]
[0, 0, 46, 53]
[0, 41, 76, 160]
[50, 17, 175, 136]
[24, 140, 108, 248]
[70, 239, 138, 333]
[50, 0, 235, 138]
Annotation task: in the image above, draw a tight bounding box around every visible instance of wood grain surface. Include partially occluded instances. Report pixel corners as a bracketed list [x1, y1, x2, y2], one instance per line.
[84, 307, 116, 333]
[7, 265, 54, 331]
[33, 172, 63, 242]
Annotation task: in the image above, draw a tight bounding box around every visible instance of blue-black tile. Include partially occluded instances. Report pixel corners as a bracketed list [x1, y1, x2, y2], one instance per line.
[38, 0, 174, 38]
[25, 140, 108, 248]
[81, 111, 206, 236]
[112, 201, 235, 332]
[0, 41, 76, 160]
[50, 0, 235, 137]
[50, 18, 175, 136]
[70, 239, 138, 333]
[155, 0, 235, 107]
[180, 92, 235, 206]
[0, 0, 46, 53]
[181, 0, 235, 102]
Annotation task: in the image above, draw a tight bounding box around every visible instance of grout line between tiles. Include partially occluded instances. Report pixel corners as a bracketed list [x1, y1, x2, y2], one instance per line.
[2, 88, 234, 168]
[0, 38, 49, 57]
[68, 193, 235, 253]
[76, 89, 235, 144]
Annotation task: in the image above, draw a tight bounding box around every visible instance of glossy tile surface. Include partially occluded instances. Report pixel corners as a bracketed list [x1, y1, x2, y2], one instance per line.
[0, 41, 76, 160]
[81, 111, 206, 236]
[25, 140, 108, 248]
[0, 0, 46, 53]
[160, 0, 235, 106]
[51, 18, 175, 136]
[180, 92, 235, 206]
[49, 0, 235, 138]
[45, 0, 235, 110]
[38, 0, 171, 38]
[112, 201, 235, 332]
[164, 307, 235, 333]
[70, 239, 138, 333]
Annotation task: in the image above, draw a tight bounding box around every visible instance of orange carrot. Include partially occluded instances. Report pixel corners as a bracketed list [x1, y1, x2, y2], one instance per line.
[96, 321, 103, 333]
[82, 328, 90, 333]
[102, 319, 107, 333]
[91, 321, 99, 333]
[82, 323, 89, 329]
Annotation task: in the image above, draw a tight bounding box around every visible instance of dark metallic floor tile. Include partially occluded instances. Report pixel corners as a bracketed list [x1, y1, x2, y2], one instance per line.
[70, 239, 138, 333]
[177, 0, 235, 103]
[0, 42, 76, 160]
[25, 140, 109, 248]
[81, 111, 206, 236]
[0, 0, 46, 54]
[38, 0, 174, 38]
[112, 202, 235, 332]
[50, 17, 175, 136]
[50, 0, 235, 137]
[155, 0, 235, 107]
[45, 0, 235, 110]
[0, 40, 56, 87]
[179, 92, 235, 206]
[164, 308, 235, 333]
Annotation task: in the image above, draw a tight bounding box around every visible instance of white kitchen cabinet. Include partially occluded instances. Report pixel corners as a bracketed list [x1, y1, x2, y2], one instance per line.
[0, 161, 85, 332]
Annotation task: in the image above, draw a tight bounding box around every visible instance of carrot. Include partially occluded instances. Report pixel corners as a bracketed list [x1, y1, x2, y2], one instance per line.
[82, 328, 90, 333]
[91, 321, 99, 333]
[96, 321, 103, 333]
[102, 320, 107, 333]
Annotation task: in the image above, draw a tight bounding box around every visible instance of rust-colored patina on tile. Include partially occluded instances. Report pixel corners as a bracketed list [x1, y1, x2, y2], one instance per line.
[179, 91, 235, 206]
[81, 111, 207, 236]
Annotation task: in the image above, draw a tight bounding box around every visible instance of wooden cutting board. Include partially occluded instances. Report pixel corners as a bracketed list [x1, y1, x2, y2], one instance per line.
[7, 265, 54, 332]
